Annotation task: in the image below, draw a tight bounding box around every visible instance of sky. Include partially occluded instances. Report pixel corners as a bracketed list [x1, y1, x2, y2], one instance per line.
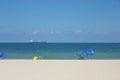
[0, 0, 120, 42]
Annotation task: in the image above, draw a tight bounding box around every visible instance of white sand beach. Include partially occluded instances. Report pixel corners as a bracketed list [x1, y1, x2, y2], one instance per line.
[0, 60, 120, 80]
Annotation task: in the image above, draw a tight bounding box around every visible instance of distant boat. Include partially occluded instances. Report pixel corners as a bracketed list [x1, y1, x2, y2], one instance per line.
[29, 40, 47, 44]
[30, 39, 33, 43]
[31, 42, 47, 44]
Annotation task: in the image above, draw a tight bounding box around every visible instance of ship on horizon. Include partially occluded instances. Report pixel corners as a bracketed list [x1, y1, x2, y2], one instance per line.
[29, 39, 47, 44]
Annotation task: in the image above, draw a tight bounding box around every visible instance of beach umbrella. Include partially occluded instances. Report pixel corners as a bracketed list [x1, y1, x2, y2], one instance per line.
[77, 48, 95, 59]
[33, 56, 39, 60]
[0, 52, 6, 59]
[80, 49, 95, 55]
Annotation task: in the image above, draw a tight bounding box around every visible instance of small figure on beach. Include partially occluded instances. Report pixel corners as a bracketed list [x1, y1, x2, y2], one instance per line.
[76, 53, 84, 59]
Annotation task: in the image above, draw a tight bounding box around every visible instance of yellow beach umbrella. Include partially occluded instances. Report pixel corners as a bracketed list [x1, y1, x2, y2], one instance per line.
[33, 56, 39, 60]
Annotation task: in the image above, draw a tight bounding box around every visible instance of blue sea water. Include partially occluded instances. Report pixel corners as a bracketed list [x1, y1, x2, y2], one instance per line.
[0, 43, 120, 59]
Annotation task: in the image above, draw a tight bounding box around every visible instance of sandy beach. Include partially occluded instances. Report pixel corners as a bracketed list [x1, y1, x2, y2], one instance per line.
[0, 60, 120, 80]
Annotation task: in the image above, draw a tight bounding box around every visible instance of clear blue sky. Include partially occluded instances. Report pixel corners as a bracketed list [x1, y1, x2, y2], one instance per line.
[0, 0, 120, 42]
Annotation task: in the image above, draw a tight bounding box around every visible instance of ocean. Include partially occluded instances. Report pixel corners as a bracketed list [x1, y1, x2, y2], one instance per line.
[0, 43, 120, 59]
